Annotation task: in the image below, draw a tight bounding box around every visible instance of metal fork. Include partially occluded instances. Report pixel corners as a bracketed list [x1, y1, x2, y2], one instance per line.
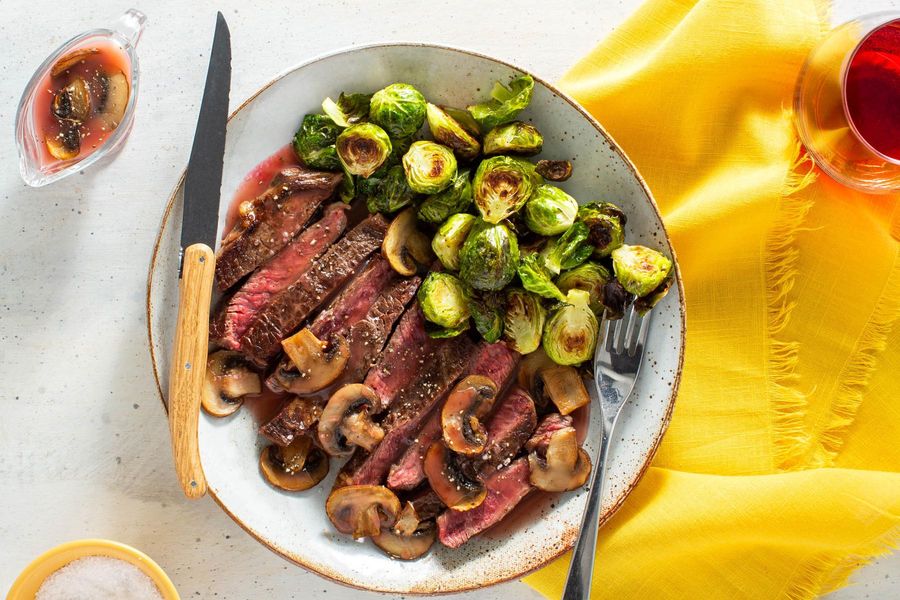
[562, 304, 652, 600]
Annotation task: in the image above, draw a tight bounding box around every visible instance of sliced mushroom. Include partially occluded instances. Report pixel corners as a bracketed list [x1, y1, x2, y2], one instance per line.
[423, 441, 486, 511]
[45, 123, 81, 161]
[517, 348, 556, 410]
[540, 366, 590, 415]
[280, 328, 349, 394]
[202, 350, 261, 417]
[51, 47, 99, 77]
[259, 436, 330, 492]
[441, 375, 498, 455]
[393, 501, 421, 536]
[527, 428, 591, 492]
[326, 485, 401, 539]
[98, 71, 129, 128]
[318, 384, 384, 457]
[382, 207, 434, 276]
[52, 78, 92, 122]
[372, 520, 437, 560]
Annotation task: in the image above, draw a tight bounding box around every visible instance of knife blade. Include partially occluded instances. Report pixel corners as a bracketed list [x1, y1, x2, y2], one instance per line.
[168, 12, 231, 500]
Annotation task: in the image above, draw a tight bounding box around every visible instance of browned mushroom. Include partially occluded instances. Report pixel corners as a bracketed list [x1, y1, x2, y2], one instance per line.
[202, 350, 261, 417]
[326, 485, 401, 539]
[423, 442, 486, 511]
[97, 71, 129, 128]
[280, 328, 349, 394]
[259, 436, 330, 492]
[382, 207, 434, 276]
[318, 384, 385, 457]
[539, 366, 590, 415]
[52, 78, 92, 122]
[441, 375, 498, 455]
[372, 518, 437, 560]
[50, 47, 100, 77]
[527, 428, 591, 492]
[517, 348, 556, 410]
[45, 123, 81, 161]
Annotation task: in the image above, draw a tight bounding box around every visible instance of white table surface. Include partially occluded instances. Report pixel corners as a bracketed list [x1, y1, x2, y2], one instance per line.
[1, 1, 897, 598]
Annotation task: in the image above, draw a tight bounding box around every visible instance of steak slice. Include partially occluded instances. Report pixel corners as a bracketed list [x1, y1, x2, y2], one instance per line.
[436, 458, 532, 548]
[259, 396, 323, 447]
[216, 167, 343, 291]
[240, 214, 389, 365]
[386, 409, 442, 490]
[477, 386, 537, 475]
[211, 204, 347, 350]
[406, 487, 446, 521]
[525, 413, 575, 453]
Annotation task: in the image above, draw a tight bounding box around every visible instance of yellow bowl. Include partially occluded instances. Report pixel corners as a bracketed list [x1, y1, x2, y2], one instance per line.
[7, 539, 179, 600]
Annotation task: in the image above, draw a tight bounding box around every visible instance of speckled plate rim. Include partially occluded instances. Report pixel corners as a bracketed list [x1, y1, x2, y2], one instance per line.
[146, 41, 686, 595]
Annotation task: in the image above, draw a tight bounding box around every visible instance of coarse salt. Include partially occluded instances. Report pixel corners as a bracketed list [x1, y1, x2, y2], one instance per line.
[35, 556, 164, 600]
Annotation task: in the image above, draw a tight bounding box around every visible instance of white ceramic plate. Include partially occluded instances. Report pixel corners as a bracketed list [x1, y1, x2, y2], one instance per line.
[147, 43, 685, 594]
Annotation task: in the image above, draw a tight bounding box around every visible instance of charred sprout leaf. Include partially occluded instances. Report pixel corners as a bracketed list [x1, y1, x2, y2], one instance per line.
[601, 280, 631, 320]
[338, 164, 356, 204]
[542, 289, 599, 366]
[542, 222, 593, 275]
[293, 114, 342, 171]
[402, 141, 458, 194]
[517, 253, 566, 302]
[503, 288, 546, 354]
[468, 291, 504, 343]
[322, 92, 372, 127]
[426, 103, 480, 161]
[432, 213, 476, 271]
[467, 74, 534, 132]
[634, 272, 674, 315]
[369, 83, 427, 138]
[611, 244, 673, 298]
[483, 121, 543, 156]
[366, 165, 417, 214]
[418, 272, 470, 330]
[418, 169, 473, 224]
[426, 321, 470, 339]
[577, 202, 626, 257]
[472, 156, 539, 224]
[441, 106, 481, 136]
[524, 185, 578, 236]
[556, 261, 612, 316]
[336, 122, 392, 178]
[459, 219, 520, 291]
[535, 159, 573, 182]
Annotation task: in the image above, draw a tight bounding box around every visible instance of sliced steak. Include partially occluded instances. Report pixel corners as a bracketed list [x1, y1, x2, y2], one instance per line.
[240, 214, 389, 365]
[526, 413, 575, 453]
[211, 204, 347, 350]
[406, 487, 445, 521]
[436, 458, 532, 548]
[258, 396, 323, 447]
[477, 386, 537, 474]
[216, 167, 343, 291]
[387, 409, 442, 490]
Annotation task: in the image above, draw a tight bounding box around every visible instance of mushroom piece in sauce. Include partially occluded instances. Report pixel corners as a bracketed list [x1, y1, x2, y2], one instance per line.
[326, 485, 401, 539]
[527, 428, 592, 492]
[440, 375, 498, 455]
[318, 384, 385, 457]
[423, 441, 486, 511]
[202, 350, 261, 417]
[259, 436, 330, 492]
[279, 328, 350, 394]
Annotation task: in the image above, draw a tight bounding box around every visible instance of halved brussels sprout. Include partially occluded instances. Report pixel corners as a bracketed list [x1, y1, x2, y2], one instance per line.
[402, 141, 458, 194]
[524, 185, 578, 236]
[432, 213, 476, 271]
[426, 103, 480, 161]
[418, 272, 470, 330]
[366, 165, 417, 214]
[426, 322, 470, 339]
[356, 136, 414, 199]
[542, 289, 599, 366]
[338, 164, 356, 204]
[517, 253, 566, 302]
[556, 261, 612, 316]
[369, 83, 427, 138]
[577, 202, 627, 257]
[634, 272, 674, 315]
[293, 114, 341, 171]
[541, 222, 593, 275]
[417, 169, 473, 224]
[441, 106, 481, 136]
[467, 74, 534, 132]
[483, 121, 543, 156]
[535, 159, 573, 182]
[336, 122, 392, 178]
[611, 245, 673, 298]
[468, 291, 504, 343]
[459, 219, 520, 291]
[472, 156, 539, 224]
[322, 92, 372, 127]
[503, 288, 546, 354]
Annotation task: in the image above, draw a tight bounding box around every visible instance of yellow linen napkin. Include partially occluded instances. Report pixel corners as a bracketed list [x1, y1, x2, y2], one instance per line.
[525, 0, 900, 598]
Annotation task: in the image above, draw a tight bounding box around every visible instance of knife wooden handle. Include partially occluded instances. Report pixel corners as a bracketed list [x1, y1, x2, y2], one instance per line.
[168, 243, 215, 499]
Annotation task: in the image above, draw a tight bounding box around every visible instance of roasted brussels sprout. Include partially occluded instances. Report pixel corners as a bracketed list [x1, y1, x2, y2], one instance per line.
[418, 169, 473, 224]
[468, 291, 504, 343]
[418, 272, 470, 330]
[556, 261, 612, 316]
[322, 92, 372, 127]
[356, 136, 414, 198]
[366, 165, 416, 214]
[459, 219, 520, 291]
[601, 280, 632, 320]
[472, 156, 539, 224]
[517, 253, 566, 302]
[426, 103, 480, 161]
[293, 114, 342, 171]
[468, 74, 534, 132]
[336, 122, 392, 178]
[542, 289, 599, 366]
[441, 106, 481, 136]
[338, 164, 356, 204]
[483, 121, 543, 156]
[369, 83, 427, 138]
[524, 185, 578, 236]
[541, 222, 593, 275]
[535, 159, 573, 182]
[432, 213, 476, 271]
[503, 288, 546, 353]
[426, 322, 470, 339]
[611, 244, 673, 297]
[634, 272, 674, 315]
[577, 202, 627, 257]
[402, 141, 458, 194]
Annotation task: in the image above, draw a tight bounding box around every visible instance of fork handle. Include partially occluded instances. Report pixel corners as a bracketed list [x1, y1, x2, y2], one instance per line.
[562, 424, 613, 600]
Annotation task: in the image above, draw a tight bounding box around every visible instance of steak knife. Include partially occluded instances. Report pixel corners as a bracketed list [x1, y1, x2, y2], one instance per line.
[168, 12, 231, 499]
